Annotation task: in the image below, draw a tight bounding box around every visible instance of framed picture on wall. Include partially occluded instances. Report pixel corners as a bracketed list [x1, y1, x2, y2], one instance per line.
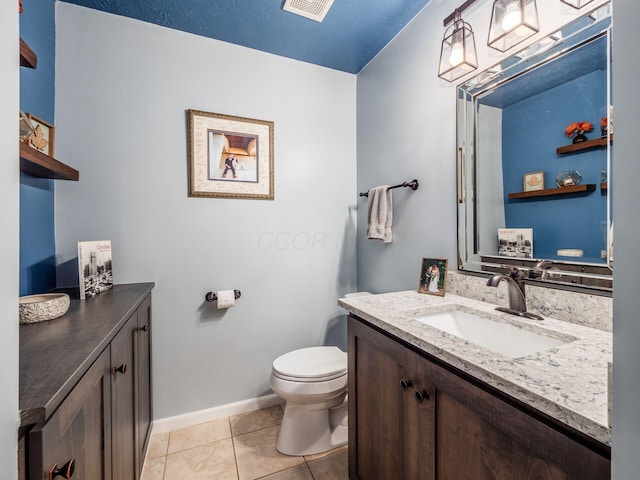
[523, 171, 544, 192]
[418, 257, 448, 297]
[187, 109, 274, 200]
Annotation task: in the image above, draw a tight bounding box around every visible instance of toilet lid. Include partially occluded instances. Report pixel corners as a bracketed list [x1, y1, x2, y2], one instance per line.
[273, 346, 347, 380]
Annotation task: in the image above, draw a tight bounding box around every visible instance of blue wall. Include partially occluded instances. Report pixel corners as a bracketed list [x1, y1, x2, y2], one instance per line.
[501, 69, 608, 262]
[20, 0, 56, 295]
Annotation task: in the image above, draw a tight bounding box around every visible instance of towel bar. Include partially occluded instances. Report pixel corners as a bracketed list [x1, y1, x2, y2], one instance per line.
[359, 179, 419, 197]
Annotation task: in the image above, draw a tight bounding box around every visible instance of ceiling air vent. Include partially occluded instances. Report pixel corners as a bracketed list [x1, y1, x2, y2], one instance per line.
[283, 0, 335, 23]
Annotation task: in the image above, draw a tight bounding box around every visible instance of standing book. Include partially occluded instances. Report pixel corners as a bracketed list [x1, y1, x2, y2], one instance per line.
[498, 228, 533, 259]
[77, 240, 114, 299]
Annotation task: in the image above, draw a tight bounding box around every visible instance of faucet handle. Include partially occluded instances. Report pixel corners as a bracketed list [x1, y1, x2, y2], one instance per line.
[509, 267, 525, 281]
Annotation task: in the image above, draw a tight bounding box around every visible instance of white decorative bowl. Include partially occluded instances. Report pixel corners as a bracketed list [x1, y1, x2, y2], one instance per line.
[19, 293, 70, 324]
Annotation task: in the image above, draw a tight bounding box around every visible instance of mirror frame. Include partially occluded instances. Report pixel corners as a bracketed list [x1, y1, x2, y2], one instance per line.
[456, 2, 612, 295]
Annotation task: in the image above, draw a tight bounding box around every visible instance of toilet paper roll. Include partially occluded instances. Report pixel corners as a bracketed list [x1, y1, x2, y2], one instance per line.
[216, 290, 236, 309]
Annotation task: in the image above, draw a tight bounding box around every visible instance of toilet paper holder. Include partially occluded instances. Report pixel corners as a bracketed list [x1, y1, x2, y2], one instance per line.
[205, 290, 242, 303]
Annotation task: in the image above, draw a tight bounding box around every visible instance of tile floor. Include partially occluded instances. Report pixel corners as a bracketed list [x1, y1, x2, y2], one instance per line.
[141, 405, 348, 480]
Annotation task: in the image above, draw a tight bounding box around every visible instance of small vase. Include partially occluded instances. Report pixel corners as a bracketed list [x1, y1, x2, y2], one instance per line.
[556, 170, 582, 188]
[601, 126, 607, 138]
[572, 133, 588, 144]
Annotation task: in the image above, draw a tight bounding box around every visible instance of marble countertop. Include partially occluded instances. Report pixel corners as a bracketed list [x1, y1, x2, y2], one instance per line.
[339, 291, 612, 446]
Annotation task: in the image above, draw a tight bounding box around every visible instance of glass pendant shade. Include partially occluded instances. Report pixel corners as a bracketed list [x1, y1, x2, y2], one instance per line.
[488, 0, 539, 52]
[560, 0, 595, 8]
[438, 15, 478, 83]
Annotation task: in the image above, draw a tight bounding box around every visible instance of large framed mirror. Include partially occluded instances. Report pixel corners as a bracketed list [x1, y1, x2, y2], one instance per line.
[457, 2, 612, 293]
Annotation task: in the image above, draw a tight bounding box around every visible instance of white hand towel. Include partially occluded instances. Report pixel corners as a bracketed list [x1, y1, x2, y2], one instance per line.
[367, 185, 393, 243]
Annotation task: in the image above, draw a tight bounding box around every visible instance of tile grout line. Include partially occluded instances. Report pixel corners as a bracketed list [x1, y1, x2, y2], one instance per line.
[161, 431, 171, 480]
[229, 417, 241, 480]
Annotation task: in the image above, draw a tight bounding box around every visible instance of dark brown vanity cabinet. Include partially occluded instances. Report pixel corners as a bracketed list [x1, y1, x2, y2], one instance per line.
[348, 316, 611, 480]
[19, 284, 154, 480]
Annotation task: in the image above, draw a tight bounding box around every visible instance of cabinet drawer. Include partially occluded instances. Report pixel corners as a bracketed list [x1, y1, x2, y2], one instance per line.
[29, 348, 112, 480]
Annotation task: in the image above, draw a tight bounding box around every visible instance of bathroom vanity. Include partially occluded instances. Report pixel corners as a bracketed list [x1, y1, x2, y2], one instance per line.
[18, 283, 154, 480]
[341, 291, 611, 480]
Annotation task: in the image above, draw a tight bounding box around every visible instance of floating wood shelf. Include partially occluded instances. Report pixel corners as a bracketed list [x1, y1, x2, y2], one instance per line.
[507, 184, 596, 199]
[556, 135, 612, 154]
[20, 143, 79, 181]
[20, 38, 37, 69]
[19, 38, 79, 181]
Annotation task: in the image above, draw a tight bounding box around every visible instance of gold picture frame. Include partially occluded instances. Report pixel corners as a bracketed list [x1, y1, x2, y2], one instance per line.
[418, 257, 448, 297]
[187, 109, 274, 199]
[20, 111, 55, 157]
[523, 171, 544, 192]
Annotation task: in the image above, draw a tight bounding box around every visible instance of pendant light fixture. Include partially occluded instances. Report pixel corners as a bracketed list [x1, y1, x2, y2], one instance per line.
[488, 0, 539, 52]
[560, 0, 595, 8]
[438, 9, 478, 82]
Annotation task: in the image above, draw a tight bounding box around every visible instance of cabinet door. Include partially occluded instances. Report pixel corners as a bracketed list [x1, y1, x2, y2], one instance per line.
[406, 353, 435, 480]
[111, 313, 136, 480]
[29, 348, 112, 480]
[431, 360, 610, 480]
[135, 294, 152, 478]
[348, 317, 435, 480]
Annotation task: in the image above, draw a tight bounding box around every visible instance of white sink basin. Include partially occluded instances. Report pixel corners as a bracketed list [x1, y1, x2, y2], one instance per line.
[413, 308, 569, 359]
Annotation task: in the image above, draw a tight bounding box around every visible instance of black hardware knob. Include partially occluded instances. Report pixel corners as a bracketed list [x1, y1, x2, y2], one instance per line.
[112, 363, 127, 375]
[415, 390, 430, 403]
[137, 325, 148, 332]
[49, 459, 75, 479]
[400, 378, 414, 391]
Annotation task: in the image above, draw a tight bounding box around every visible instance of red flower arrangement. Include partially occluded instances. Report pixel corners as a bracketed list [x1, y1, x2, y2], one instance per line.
[600, 117, 608, 128]
[564, 121, 593, 138]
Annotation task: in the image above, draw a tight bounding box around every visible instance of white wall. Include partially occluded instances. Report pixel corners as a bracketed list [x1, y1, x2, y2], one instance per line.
[611, 0, 640, 476]
[54, 4, 357, 419]
[356, 0, 610, 293]
[0, 0, 20, 476]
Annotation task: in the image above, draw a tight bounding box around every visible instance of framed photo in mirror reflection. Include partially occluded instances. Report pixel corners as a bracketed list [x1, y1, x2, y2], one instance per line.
[523, 172, 544, 192]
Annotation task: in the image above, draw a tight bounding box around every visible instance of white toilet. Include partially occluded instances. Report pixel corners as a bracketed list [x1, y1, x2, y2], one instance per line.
[270, 346, 348, 456]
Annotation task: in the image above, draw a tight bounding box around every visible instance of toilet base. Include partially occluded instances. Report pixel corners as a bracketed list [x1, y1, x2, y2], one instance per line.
[276, 397, 348, 456]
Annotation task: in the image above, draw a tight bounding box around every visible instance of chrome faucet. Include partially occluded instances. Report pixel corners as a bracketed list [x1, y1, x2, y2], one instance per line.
[486, 268, 543, 320]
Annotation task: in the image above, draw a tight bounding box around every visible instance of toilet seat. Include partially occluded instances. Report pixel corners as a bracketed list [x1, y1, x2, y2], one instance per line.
[272, 346, 347, 382]
[272, 370, 346, 383]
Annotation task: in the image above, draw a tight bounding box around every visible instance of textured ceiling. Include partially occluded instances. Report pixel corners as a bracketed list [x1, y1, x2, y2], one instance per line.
[61, 0, 433, 73]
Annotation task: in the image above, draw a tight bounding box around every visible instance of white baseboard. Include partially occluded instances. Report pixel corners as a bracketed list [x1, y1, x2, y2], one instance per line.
[151, 393, 284, 434]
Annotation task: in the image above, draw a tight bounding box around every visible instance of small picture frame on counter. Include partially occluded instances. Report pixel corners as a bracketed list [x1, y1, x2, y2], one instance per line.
[523, 171, 544, 192]
[418, 257, 448, 297]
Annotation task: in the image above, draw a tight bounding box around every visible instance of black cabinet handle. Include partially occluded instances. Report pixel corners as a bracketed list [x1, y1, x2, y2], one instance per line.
[415, 390, 430, 403]
[137, 325, 148, 332]
[49, 459, 75, 479]
[400, 378, 414, 391]
[112, 363, 127, 375]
